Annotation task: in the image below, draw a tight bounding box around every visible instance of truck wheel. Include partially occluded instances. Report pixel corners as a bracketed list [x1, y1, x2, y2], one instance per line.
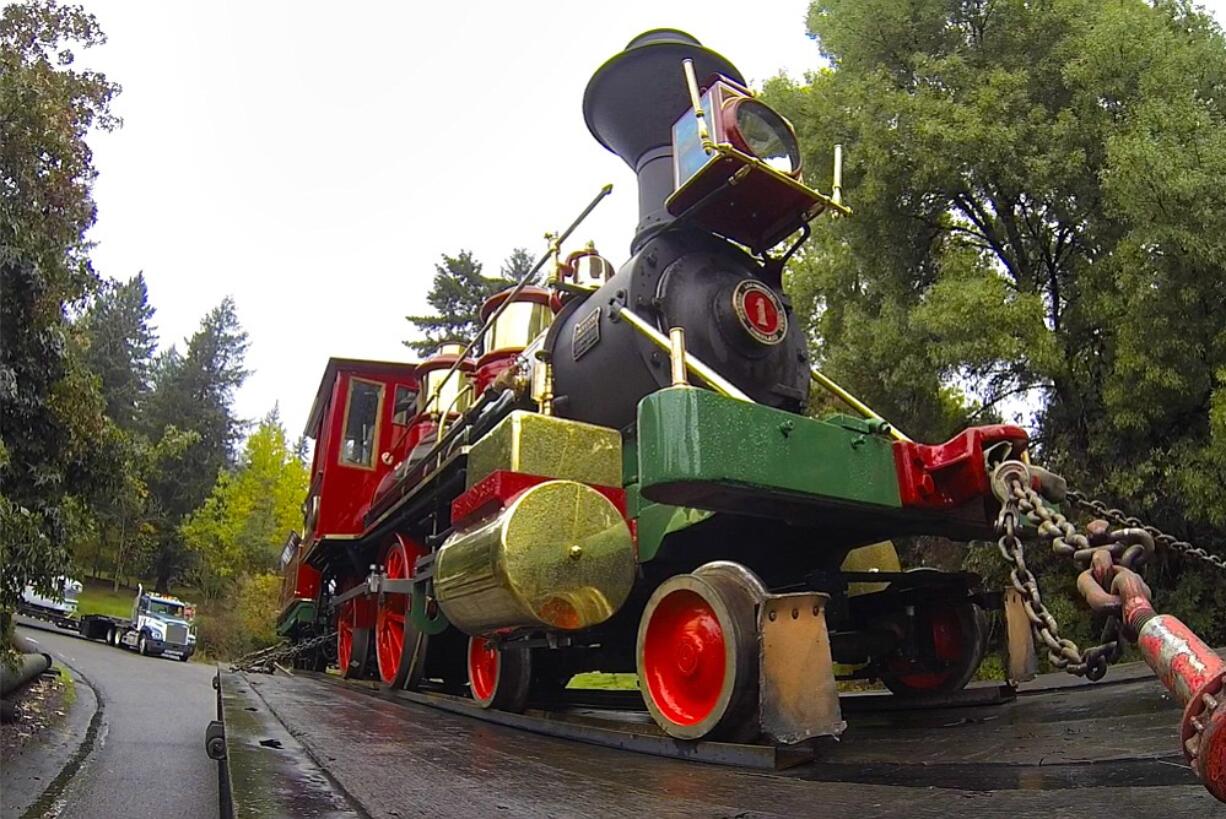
[138, 635, 149, 656]
[106, 627, 115, 645]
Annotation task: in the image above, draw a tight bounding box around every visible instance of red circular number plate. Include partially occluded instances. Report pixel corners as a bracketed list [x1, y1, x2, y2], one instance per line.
[732, 281, 787, 345]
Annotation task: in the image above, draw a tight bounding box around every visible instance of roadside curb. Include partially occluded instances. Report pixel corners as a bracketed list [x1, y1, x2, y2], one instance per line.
[0, 640, 104, 818]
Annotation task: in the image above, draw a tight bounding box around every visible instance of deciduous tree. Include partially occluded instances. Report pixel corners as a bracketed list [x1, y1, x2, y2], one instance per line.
[766, 0, 1226, 643]
[182, 409, 309, 599]
[0, 0, 121, 621]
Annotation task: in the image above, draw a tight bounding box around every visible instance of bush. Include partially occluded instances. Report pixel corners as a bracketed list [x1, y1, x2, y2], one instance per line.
[195, 572, 280, 659]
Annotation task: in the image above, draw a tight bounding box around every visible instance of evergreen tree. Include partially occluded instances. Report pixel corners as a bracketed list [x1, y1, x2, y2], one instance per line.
[0, 0, 122, 623]
[403, 250, 515, 355]
[143, 298, 250, 591]
[80, 274, 157, 430]
[499, 247, 534, 281]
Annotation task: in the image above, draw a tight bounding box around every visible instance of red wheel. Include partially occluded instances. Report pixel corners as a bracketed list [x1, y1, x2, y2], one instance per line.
[637, 564, 762, 742]
[884, 602, 986, 696]
[337, 598, 355, 672]
[336, 581, 374, 679]
[375, 535, 426, 689]
[467, 636, 530, 711]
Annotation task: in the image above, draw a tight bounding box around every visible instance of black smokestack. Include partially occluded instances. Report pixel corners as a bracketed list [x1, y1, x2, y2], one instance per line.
[583, 29, 743, 253]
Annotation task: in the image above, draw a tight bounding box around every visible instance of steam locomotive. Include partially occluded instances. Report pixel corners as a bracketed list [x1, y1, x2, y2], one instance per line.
[277, 29, 1030, 744]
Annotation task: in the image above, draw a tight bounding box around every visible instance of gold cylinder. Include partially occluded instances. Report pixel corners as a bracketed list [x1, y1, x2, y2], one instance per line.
[669, 327, 688, 387]
[421, 366, 473, 416]
[433, 480, 636, 636]
[570, 252, 615, 288]
[483, 300, 553, 355]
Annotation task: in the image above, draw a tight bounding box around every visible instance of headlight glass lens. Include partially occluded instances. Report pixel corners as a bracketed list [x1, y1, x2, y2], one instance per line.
[732, 99, 800, 175]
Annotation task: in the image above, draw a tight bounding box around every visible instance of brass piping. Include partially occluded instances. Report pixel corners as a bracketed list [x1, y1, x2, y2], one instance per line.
[537, 351, 555, 416]
[832, 144, 844, 207]
[809, 367, 911, 442]
[668, 327, 689, 387]
[435, 383, 474, 440]
[682, 59, 714, 154]
[614, 306, 752, 402]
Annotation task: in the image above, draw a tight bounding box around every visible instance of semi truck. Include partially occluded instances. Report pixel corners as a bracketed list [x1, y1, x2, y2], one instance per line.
[77, 585, 198, 661]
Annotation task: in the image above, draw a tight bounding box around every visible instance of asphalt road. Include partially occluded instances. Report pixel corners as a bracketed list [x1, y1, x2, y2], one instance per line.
[15, 620, 218, 819]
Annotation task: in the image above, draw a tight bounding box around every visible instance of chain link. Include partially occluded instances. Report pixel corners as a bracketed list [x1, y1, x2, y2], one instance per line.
[1066, 490, 1226, 572]
[995, 484, 1114, 679]
[230, 630, 336, 674]
[996, 473, 1226, 681]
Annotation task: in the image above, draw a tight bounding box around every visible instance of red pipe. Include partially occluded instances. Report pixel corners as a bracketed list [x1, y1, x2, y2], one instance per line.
[1120, 571, 1226, 801]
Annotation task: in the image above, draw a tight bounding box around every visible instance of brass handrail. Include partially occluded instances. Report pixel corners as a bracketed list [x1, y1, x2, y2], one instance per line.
[613, 306, 751, 402]
[809, 367, 911, 442]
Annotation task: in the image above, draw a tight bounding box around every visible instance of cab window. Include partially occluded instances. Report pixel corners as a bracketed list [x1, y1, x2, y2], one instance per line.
[340, 378, 383, 468]
[392, 385, 417, 426]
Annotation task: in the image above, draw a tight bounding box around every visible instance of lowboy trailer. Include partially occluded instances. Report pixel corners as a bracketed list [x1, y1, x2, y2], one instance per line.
[210, 655, 1226, 817]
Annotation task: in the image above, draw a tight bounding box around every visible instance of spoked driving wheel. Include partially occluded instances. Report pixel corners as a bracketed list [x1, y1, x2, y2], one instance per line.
[636, 561, 764, 742]
[883, 601, 987, 696]
[467, 635, 531, 711]
[375, 534, 427, 690]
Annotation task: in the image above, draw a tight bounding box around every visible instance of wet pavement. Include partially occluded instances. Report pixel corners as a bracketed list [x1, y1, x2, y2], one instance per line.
[10, 621, 218, 819]
[229, 661, 1222, 818]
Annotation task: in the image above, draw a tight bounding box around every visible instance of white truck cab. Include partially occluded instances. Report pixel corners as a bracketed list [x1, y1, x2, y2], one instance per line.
[127, 585, 198, 660]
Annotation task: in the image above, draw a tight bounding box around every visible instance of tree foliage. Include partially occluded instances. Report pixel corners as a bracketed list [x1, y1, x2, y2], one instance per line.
[182, 409, 309, 599]
[141, 298, 250, 590]
[80, 274, 157, 431]
[0, 0, 121, 615]
[403, 249, 529, 355]
[766, 0, 1226, 642]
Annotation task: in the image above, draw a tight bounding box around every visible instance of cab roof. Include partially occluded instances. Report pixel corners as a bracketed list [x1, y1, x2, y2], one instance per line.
[303, 357, 420, 438]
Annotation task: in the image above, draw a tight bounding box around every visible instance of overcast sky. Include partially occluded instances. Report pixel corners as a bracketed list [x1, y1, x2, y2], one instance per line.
[82, 1, 1226, 441]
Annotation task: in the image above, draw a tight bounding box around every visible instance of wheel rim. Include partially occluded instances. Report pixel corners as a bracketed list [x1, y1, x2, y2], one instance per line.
[337, 599, 354, 672]
[468, 636, 499, 704]
[894, 606, 963, 690]
[642, 588, 727, 727]
[376, 537, 423, 685]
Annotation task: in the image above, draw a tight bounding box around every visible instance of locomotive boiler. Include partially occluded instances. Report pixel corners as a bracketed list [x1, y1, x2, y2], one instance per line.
[278, 28, 1034, 743]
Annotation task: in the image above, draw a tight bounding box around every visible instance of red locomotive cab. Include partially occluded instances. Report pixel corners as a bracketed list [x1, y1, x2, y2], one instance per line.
[474, 288, 556, 395]
[300, 359, 420, 542]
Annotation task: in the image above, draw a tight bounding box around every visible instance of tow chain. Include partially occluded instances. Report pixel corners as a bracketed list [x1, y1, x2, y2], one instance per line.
[229, 630, 336, 674]
[1066, 490, 1226, 573]
[993, 462, 1169, 680]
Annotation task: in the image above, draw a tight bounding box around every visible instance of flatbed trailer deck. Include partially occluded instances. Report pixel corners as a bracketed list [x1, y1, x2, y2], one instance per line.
[212, 657, 1223, 817]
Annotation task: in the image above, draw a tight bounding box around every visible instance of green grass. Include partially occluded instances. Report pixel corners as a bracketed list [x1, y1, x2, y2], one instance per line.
[568, 672, 639, 691]
[75, 578, 136, 619]
[55, 662, 77, 707]
[75, 577, 202, 620]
